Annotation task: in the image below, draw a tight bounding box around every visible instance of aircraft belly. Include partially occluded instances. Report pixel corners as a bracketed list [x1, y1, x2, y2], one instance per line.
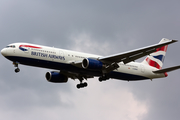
[5, 56, 102, 76]
[109, 71, 149, 81]
[5, 55, 150, 81]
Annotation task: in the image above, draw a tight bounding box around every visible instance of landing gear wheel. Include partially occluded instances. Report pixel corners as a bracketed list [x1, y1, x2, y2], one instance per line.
[77, 84, 81, 89]
[13, 62, 20, 73]
[15, 68, 20, 73]
[99, 74, 110, 82]
[99, 77, 103, 82]
[83, 82, 88, 87]
[99, 77, 107, 82]
[76, 82, 88, 89]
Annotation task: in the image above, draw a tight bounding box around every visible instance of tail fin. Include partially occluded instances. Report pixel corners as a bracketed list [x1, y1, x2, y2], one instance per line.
[142, 38, 169, 69]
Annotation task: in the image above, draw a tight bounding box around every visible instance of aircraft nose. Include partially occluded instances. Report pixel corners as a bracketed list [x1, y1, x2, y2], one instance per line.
[1, 48, 6, 56]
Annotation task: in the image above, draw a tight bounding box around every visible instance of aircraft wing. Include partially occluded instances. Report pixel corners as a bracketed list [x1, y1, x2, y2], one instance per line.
[99, 40, 177, 64]
[69, 60, 82, 68]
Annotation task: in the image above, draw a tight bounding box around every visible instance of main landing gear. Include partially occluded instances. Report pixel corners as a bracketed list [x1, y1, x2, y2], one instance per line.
[76, 77, 88, 89]
[76, 82, 88, 89]
[13, 62, 20, 73]
[99, 74, 109, 82]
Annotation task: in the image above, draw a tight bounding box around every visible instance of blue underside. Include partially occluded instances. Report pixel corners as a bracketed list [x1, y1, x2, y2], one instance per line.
[5, 56, 149, 81]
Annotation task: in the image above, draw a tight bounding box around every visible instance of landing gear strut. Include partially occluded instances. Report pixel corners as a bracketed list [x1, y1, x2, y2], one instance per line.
[13, 62, 20, 73]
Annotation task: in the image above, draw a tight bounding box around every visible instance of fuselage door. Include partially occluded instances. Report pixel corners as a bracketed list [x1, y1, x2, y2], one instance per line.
[141, 65, 145, 73]
[59, 50, 64, 56]
[59, 50, 65, 61]
[13, 45, 16, 54]
[25, 48, 29, 53]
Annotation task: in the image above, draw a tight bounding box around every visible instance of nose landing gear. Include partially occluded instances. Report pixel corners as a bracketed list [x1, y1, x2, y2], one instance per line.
[13, 62, 20, 73]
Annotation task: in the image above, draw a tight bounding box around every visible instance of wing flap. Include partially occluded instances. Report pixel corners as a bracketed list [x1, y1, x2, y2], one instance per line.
[123, 48, 157, 64]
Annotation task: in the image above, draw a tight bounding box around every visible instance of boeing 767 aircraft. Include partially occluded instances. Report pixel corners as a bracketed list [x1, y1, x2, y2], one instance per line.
[1, 38, 180, 89]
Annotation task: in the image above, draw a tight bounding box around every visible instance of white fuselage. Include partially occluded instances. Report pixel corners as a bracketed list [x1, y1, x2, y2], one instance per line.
[1, 43, 166, 81]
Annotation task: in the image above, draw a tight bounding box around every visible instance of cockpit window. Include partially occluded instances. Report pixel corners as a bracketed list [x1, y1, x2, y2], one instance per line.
[6, 45, 15, 48]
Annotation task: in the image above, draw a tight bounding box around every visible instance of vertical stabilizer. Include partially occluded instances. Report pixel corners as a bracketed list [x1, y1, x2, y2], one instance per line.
[142, 38, 169, 69]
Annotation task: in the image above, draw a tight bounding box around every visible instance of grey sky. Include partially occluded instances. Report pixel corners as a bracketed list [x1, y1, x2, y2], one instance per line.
[0, 0, 180, 120]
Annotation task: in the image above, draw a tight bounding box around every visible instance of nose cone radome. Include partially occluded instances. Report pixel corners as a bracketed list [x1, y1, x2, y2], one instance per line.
[1, 48, 6, 56]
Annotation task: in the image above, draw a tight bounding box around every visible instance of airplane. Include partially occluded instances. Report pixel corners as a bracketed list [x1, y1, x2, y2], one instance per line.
[1, 38, 180, 89]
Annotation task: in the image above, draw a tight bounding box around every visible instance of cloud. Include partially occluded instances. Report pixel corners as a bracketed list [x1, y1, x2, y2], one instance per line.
[0, 79, 148, 120]
[68, 32, 111, 55]
[70, 81, 148, 120]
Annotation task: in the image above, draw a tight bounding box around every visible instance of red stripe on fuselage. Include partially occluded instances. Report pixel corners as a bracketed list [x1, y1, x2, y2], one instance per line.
[146, 57, 161, 69]
[19, 45, 42, 49]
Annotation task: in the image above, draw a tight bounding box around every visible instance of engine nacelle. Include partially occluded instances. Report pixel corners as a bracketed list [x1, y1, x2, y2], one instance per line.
[82, 58, 103, 70]
[45, 71, 68, 83]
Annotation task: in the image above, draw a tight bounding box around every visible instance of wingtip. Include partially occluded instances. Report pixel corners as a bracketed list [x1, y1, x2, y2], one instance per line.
[160, 38, 178, 43]
[172, 39, 178, 42]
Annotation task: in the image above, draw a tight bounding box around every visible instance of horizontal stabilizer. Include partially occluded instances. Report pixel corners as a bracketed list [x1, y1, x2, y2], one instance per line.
[153, 65, 180, 73]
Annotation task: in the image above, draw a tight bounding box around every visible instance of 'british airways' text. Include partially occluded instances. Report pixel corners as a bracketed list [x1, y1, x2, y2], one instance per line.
[31, 51, 65, 60]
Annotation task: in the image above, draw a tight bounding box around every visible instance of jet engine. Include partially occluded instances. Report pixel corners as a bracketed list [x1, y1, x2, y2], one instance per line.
[45, 71, 68, 83]
[82, 58, 103, 70]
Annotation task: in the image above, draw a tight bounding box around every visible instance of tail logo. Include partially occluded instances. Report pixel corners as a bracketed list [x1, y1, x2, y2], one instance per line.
[146, 45, 168, 69]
